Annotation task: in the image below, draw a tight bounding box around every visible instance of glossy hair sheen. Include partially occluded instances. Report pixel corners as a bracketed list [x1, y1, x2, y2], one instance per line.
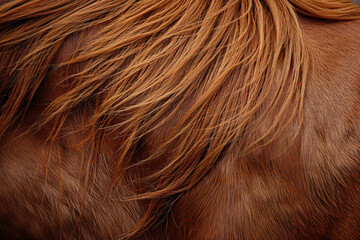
[1, 0, 360, 239]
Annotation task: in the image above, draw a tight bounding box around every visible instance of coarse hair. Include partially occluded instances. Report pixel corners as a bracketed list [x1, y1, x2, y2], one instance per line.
[1, 0, 360, 238]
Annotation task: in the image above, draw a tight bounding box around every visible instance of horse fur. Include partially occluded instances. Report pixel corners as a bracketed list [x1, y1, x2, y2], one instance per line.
[1, 0, 360, 239]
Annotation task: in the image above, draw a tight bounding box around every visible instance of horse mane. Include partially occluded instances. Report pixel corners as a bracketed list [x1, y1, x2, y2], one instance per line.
[1, 0, 360, 238]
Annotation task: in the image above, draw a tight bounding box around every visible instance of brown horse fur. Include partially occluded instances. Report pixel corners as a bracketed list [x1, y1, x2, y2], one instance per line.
[1, 0, 360, 239]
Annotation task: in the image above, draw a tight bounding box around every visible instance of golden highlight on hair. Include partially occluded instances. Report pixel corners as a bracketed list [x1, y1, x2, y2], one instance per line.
[1, 0, 359, 238]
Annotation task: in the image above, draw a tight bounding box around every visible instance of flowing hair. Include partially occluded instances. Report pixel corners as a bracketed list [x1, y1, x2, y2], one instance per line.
[1, 0, 360, 238]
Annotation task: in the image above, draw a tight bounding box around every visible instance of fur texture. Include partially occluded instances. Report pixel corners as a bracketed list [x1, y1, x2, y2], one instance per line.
[1, 0, 360, 239]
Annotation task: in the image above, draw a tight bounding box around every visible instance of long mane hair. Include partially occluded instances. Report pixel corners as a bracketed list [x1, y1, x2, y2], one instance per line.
[1, 0, 360, 238]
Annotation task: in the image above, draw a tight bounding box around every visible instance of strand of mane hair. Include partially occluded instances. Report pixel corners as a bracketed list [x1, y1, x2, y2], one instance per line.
[0, 0, 360, 239]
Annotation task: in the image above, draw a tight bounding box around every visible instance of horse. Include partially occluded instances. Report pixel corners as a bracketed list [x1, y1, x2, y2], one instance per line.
[0, 0, 360, 239]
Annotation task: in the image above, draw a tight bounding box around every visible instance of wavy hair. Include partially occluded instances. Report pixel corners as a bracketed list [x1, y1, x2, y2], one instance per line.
[1, 0, 360, 238]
